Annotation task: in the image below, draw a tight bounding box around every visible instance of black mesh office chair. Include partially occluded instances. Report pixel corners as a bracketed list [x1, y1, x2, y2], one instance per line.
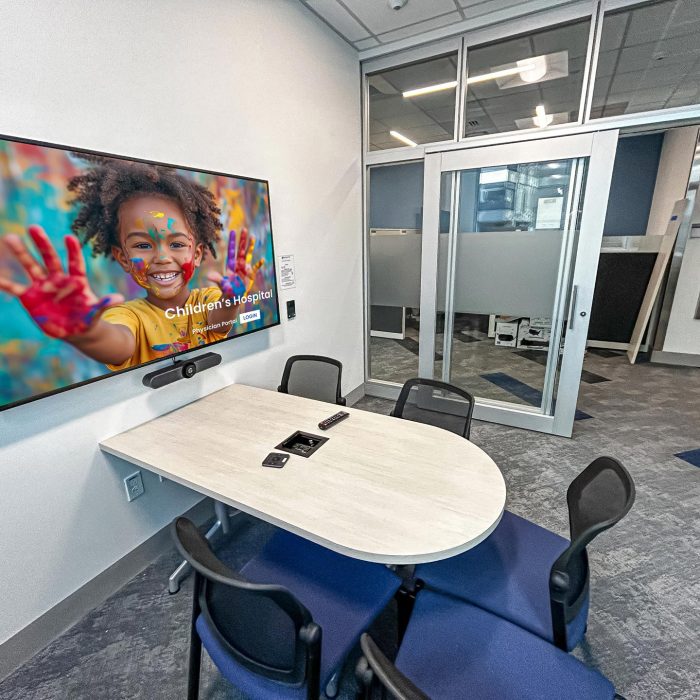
[391, 378, 475, 440]
[414, 456, 636, 652]
[278, 355, 346, 405]
[173, 517, 401, 700]
[549, 456, 637, 650]
[172, 517, 321, 700]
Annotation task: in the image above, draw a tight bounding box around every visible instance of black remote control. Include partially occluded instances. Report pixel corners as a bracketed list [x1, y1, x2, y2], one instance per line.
[318, 411, 349, 430]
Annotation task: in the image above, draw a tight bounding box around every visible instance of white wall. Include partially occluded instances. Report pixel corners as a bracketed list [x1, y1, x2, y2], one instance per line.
[663, 236, 700, 354]
[645, 126, 698, 236]
[0, 0, 362, 645]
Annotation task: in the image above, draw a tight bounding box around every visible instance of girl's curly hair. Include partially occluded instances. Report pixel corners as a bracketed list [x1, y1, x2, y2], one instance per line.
[67, 153, 222, 258]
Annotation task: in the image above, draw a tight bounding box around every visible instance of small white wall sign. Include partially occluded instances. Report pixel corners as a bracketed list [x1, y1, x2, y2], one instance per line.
[279, 255, 296, 290]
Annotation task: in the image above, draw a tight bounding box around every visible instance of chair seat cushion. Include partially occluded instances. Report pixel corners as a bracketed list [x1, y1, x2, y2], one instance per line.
[197, 613, 308, 699]
[197, 528, 399, 695]
[396, 591, 615, 700]
[415, 510, 588, 650]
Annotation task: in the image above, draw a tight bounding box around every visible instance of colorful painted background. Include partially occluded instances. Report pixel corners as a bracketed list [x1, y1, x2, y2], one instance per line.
[0, 139, 279, 410]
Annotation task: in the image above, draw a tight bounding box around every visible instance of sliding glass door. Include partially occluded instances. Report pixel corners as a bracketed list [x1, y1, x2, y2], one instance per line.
[417, 132, 618, 436]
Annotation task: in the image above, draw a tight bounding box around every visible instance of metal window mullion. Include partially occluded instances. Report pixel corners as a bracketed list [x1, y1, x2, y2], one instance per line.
[582, 1, 606, 123]
[579, 1, 604, 124]
[457, 35, 470, 143]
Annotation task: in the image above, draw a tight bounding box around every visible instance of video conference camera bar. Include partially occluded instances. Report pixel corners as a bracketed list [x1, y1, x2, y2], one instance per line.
[142, 351, 222, 389]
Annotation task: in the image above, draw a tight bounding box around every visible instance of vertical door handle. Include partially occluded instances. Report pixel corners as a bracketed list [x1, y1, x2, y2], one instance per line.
[569, 285, 579, 331]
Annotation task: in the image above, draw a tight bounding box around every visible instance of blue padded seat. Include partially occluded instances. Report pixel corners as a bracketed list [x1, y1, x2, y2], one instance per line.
[415, 510, 588, 650]
[198, 529, 400, 698]
[395, 590, 614, 700]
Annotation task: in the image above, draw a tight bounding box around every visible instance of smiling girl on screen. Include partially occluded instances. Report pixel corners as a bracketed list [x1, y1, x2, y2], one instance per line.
[0, 155, 262, 371]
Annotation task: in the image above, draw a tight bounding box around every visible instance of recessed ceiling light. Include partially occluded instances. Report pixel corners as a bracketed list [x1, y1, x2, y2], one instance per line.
[467, 65, 526, 85]
[390, 130, 417, 147]
[402, 80, 458, 98]
[533, 105, 553, 128]
[547, 162, 561, 169]
[518, 56, 547, 83]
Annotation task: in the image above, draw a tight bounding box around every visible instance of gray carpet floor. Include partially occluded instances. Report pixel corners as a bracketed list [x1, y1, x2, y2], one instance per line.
[1, 350, 699, 699]
[370, 314, 609, 408]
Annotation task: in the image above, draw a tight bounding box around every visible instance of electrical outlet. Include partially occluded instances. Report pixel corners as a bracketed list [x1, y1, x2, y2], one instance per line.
[124, 471, 145, 502]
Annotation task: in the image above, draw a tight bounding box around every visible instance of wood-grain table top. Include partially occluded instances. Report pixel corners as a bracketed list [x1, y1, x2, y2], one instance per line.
[100, 384, 506, 564]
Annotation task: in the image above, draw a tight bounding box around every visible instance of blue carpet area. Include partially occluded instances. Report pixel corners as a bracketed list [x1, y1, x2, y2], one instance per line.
[675, 448, 700, 468]
[481, 372, 592, 420]
[515, 351, 610, 384]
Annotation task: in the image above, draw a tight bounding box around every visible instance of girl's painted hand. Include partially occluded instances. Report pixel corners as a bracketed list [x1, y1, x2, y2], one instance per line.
[207, 228, 264, 300]
[0, 225, 124, 339]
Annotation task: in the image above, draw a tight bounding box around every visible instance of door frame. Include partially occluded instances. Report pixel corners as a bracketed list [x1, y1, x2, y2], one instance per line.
[415, 130, 619, 436]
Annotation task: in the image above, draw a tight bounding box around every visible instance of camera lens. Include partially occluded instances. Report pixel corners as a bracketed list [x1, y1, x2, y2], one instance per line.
[183, 362, 196, 378]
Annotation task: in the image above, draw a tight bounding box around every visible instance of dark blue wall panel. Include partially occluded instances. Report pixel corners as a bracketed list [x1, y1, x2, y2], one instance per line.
[603, 133, 664, 236]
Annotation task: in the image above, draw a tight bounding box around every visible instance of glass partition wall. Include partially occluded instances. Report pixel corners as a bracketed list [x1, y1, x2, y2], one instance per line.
[367, 162, 424, 384]
[363, 0, 700, 433]
[435, 159, 587, 411]
[463, 19, 592, 137]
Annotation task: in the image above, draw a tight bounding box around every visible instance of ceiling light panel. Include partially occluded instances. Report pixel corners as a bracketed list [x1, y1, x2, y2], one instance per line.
[403, 80, 458, 98]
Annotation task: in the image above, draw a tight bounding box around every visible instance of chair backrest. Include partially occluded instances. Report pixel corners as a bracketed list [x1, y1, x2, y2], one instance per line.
[549, 456, 635, 650]
[392, 378, 475, 440]
[357, 634, 431, 700]
[278, 355, 346, 405]
[171, 518, 321, 695]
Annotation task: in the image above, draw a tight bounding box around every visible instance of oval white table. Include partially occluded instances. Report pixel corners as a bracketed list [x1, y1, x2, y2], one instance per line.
[99, 383, 506, 565]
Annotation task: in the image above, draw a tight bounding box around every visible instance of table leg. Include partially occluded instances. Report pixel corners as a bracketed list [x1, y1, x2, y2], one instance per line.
[168, 501, 238, 594]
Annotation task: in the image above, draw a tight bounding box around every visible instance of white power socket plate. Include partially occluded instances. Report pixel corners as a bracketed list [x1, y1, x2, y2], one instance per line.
[124, 471, 145, 502]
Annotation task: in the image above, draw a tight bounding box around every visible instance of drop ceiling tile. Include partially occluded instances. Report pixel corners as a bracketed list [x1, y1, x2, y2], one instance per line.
[459, 0, 526, 16]
[387, 111, 445, 129]
[594, 49, 620, 79]
[380, 55, 458, 91]
[532, 21, 590, 58]
[655, 34, 700, 58]
[610, 72, 646, 95]
[628, 86, 676, 105]
[468, 35, 532, 65]
[625, 2, 676, 44]
[599, 11, 629, 51]
[592, 74, 612, 95]
[343, 0, 457, 34]
[663, 18, 700, 41]
[403, 123, 453, 140]
[377, 11, 463, 44]
[672, 0, 700, 24]
[306, 0, 370, 42]
[616, 43, 655, 73]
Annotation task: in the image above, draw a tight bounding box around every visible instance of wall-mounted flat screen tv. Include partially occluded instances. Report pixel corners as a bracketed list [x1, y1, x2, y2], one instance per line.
[0, 135, 280, 411]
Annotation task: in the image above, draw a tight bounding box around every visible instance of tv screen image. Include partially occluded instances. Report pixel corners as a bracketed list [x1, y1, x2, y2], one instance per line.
[0, 136, 280, 411]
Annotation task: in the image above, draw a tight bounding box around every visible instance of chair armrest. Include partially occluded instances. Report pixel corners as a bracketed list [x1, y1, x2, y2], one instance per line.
[359, 634, 431, 700]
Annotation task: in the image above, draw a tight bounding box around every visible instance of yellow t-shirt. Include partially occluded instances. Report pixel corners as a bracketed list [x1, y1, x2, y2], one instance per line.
[102, 287, 232, 371]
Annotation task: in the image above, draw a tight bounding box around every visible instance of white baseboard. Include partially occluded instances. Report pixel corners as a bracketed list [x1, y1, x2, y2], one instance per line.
[345, 382, 365, 406]
[0, 498, 212, 682]
[651, 350, 700, 367]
